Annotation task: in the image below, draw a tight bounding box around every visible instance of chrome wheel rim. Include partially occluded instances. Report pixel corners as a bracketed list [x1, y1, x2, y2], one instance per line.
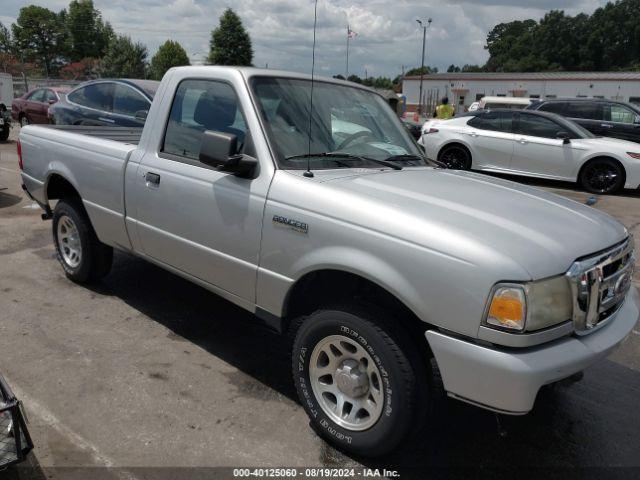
[57, 215, 82, 268]
[309, 334, 384, 431]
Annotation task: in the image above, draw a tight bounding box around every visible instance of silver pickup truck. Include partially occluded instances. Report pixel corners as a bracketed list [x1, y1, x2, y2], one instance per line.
[19, 66, 639, 456]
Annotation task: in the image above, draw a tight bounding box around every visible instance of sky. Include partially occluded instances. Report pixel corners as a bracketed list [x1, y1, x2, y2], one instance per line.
[0, 0, 610, 79]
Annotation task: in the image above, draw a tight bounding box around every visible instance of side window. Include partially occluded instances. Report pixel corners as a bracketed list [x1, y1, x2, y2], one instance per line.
[112, 84, 150, 116]
[45, 90, 58, 102]
[163, 79, 247, 161]
[605, 104, 637, 124]
[565, 102, 601, 120]
[468, 111, 513, 133]
[28, 89, 45, 102]
[537, 102, 566, 115]
[516, 114, 562, 139]
[68, 83, 114, 112]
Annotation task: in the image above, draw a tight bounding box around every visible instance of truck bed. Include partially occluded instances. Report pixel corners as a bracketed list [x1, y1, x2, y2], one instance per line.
[38, 125, 143, 145]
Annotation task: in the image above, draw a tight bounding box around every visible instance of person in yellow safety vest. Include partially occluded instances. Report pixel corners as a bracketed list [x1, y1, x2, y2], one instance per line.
[434, 97, 455, 119]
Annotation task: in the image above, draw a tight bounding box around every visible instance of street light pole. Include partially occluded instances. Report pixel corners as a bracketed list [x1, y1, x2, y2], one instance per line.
[416, 18, 432, 117]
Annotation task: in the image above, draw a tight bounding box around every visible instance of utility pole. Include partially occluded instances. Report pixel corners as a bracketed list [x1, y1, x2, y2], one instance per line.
[346, 25, 350, 79]
[416, 18, 432, 117]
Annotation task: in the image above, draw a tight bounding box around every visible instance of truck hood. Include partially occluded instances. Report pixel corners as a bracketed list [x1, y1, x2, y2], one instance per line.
[317, 167, 628, 279]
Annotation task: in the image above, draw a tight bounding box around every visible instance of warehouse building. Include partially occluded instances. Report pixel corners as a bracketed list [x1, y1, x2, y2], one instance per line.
[402, 72, 640, 116]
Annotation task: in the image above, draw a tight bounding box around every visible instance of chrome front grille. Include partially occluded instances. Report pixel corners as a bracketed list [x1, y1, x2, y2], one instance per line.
[567, 238, 635, 334]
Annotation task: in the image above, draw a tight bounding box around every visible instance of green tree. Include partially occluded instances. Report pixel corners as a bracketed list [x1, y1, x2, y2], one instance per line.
[347, 74, 362, 84]
[585, 0, 640, 70]
[461, 64, 484, 72]
[484, 19, 540, 72]
[0, 23, 14, 54]
[447, 64, 460, 72]
[405, 66, 438, 76]
[482, 0, 640, 72]
[362, 76, 393, 89]
[208, 8, 253, 66]
[150, 40, 190, 80]
[100, 35, 147, 78]
[66, 0, 113, 61]
[12, 5, 68, 76]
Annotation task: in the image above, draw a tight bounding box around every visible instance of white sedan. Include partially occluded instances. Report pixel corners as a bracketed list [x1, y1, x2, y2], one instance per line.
[421, 109, 640, 194]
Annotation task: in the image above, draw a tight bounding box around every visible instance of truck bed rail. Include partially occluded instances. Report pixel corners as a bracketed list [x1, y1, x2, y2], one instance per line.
[37, 125, 142, 145]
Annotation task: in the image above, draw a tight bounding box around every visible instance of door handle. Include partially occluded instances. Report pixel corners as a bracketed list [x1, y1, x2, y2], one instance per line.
[99, 117, 115, 123]
[518, 138, 528, 144]
[600, 123, 613, 128]
[145, 172, 160, 187]
[467, 132, 478, 138]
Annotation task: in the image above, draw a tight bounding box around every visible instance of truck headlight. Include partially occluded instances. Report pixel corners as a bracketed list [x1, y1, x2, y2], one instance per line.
[525, 275, 573, 331]
[484, 276, 572, 333]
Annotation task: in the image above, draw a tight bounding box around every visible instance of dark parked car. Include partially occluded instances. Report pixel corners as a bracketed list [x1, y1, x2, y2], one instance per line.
[11, 87, 69, 127]
[49, 79, 159, 127]
[527, 98, 640, 143]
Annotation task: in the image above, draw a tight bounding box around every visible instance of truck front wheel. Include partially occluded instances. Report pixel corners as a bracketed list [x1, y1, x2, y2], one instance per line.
[52, 199, 113, 283]
[291, 305, 427, 456]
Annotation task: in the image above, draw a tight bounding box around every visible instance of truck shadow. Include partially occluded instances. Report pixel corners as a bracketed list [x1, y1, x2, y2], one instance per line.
[89, 252, 640, 476]
[0, 192, 22, 209]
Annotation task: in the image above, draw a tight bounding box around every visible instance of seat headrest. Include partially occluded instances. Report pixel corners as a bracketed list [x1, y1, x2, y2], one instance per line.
[193, 92, 237, 130]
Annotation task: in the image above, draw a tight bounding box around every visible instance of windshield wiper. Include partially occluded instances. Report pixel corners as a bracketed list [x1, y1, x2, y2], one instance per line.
[385, 154, 447, 169]
[285, 152, 402, 170]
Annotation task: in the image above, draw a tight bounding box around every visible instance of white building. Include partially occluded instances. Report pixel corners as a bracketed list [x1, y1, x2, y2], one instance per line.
[402, 72, 640, 116]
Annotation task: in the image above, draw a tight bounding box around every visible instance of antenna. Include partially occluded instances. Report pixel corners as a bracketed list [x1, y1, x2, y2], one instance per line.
[304, 0, 319, 178]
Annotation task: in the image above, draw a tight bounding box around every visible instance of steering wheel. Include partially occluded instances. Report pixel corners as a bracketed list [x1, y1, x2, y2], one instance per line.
[337, 131, 377, 150]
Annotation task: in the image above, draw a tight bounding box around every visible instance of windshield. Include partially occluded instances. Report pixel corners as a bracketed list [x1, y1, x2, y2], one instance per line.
[251, 77, 425, 170]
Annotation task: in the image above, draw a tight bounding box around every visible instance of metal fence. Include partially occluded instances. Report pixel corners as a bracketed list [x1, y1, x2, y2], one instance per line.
[12, 77, 83, 98]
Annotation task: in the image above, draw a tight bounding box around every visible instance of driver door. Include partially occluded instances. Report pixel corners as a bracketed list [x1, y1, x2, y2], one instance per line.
[133, 79, 265, 302]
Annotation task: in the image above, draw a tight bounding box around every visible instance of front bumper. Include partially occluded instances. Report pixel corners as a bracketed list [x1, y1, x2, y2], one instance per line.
[426, 286, 640, 414]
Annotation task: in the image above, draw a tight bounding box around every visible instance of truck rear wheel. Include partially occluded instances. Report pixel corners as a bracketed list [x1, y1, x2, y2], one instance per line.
[0, 125, 9, 141]
[52, 199, 113, 283]
[291, 304, 427, 456]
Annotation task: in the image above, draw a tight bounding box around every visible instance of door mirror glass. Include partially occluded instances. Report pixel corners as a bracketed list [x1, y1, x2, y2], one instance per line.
[556, 131, 571, 143]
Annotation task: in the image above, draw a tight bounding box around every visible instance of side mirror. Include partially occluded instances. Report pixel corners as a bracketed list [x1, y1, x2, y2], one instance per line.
[199, 130, 257, 177]
[556, 131, 571, 144]
[134, 110, 148, 121]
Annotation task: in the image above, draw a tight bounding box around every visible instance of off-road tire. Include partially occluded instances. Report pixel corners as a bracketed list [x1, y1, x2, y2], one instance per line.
[52, 199, 113, 283]
[291, 304, 428, 457]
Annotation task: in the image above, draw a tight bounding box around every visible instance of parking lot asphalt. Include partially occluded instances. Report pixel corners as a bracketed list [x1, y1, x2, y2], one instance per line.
[1, 126, 639, 479]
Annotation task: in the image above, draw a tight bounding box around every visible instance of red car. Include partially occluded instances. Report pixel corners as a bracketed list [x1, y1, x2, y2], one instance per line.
[11, 87, 69, 126]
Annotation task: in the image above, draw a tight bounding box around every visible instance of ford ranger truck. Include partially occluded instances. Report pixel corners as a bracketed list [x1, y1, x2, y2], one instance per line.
[18, 66, 639, 456]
